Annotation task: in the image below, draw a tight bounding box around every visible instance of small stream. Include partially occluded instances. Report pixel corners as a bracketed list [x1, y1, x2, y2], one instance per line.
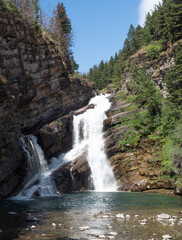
[0, 192, 182, 240]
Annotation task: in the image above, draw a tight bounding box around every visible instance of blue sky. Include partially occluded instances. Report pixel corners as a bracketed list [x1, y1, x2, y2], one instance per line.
[40, 0, 162, 73]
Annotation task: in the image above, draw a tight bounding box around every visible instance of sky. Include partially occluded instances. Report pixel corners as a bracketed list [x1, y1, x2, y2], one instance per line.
[40, 0, 162, 73]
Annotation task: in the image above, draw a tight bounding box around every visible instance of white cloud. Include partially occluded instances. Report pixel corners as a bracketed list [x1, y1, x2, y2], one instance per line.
[138, 0, 162, 26]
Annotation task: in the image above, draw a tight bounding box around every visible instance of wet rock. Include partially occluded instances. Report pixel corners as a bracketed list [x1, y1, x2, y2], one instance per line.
[36, 115, 73, 161]
[116, 213, 125, 218]
[74, 104, 95, 116]
[109, 232, 118, 236]
[52, 151, 92, 193]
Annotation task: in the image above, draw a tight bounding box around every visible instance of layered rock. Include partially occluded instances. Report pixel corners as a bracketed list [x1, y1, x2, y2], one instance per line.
[0, 3, 95, 198]
[104, 95, 174, 194]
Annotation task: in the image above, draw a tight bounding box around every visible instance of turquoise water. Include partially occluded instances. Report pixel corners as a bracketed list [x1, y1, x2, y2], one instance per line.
[0, 192, 182, 239]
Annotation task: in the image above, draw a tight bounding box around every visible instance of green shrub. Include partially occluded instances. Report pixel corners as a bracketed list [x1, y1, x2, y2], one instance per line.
[146, 41, 163, 60]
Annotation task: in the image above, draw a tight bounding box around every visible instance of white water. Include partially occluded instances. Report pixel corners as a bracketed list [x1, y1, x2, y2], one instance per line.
[17, 94, 117, 198]
[17, 135, 57, 199]
[52, 94, 117, 191]
[75, 94, 117, 191]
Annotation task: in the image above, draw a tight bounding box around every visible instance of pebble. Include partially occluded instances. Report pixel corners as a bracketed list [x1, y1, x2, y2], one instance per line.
[156, 213, 171, 220]
[140, 222, 146, 225]
[79, 226, 90, 231]
[31, 225, 36, 229]
[135, 215, 139, 218]
[98, 234, 106, 238]
[52, 223, 56, 228]
[102, 215, 109, 218]
[108, 236, 115, 239]
[0, 229, 3, 233]
[107, 225, 112, 229]
[126, 214, 130, 218]
[109, 232, 118, 236]
[58, 224, 62, 227]
[162, 234, 172, 240]
[116, 213, 125, 219]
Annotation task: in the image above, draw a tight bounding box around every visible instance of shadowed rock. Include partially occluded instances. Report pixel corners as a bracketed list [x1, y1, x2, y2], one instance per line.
[52, 152, 93, 193]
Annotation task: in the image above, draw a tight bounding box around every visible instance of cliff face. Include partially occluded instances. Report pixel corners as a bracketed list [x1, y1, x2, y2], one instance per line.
[0, 2, 95, 198]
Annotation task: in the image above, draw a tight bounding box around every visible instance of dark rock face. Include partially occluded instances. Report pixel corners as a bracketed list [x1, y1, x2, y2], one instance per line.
[104, 95, 175, 193]
[0, 3, 95, 198]
[36, 115, 73, 161]
[52, 152, 93, 193]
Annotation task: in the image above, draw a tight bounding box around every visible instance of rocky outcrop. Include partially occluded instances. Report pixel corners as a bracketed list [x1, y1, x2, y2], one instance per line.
[52, 152, 93, 193]
[104, 95, 174, 193]
[0, 2, 95, 198]
[122, 45, 175, 94]
[36, 115, 73, 161]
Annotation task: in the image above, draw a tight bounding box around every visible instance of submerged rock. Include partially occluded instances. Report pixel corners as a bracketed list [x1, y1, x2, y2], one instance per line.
[79, 226, 90, 231]
[156, 213, 171, 220]
[25, 213, 39, 222]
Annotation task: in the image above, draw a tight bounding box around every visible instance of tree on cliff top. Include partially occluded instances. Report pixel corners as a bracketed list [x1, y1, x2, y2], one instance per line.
[50, 2, 78, 72]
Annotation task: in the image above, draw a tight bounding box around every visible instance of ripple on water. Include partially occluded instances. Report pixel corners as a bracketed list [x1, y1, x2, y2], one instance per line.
[0, 192, 182, 240]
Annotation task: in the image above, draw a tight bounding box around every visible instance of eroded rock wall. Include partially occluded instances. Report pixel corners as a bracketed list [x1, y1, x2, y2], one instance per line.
[0, 2, 95, 198]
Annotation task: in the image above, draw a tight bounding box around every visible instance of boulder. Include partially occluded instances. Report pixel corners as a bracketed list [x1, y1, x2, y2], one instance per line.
[51, 152, 93, 193]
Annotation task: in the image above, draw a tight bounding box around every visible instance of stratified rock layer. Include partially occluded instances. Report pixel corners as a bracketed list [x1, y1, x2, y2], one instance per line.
[104, 94, 174, 194]
[0, 3, 95, 198]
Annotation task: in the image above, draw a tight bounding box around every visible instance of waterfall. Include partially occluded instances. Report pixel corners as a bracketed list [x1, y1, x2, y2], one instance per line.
[73, 94, 117, 191]
[17, 135, 57, 199]
[51, 94, 117, 191]
[17, 94, 117, 198]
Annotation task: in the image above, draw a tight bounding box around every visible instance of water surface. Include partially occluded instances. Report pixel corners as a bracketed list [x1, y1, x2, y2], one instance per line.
[0, 192, 182, 239]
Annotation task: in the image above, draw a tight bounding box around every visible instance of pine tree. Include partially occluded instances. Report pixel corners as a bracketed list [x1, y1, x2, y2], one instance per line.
[133, 25, 144, 50]
[164, 43, 182, 106]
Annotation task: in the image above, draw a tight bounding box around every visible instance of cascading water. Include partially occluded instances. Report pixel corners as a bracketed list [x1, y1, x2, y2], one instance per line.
[73, 94, 117, 191]
[17, 135, 57, 199]
[17, 94, 117, 198]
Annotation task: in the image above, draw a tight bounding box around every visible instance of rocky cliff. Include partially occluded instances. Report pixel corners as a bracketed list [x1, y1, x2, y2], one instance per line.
[104, 96, 174, 195]
[0, 2, 95, 198]
[122, 44, 176, 95]
[104, 44, 181, 195]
